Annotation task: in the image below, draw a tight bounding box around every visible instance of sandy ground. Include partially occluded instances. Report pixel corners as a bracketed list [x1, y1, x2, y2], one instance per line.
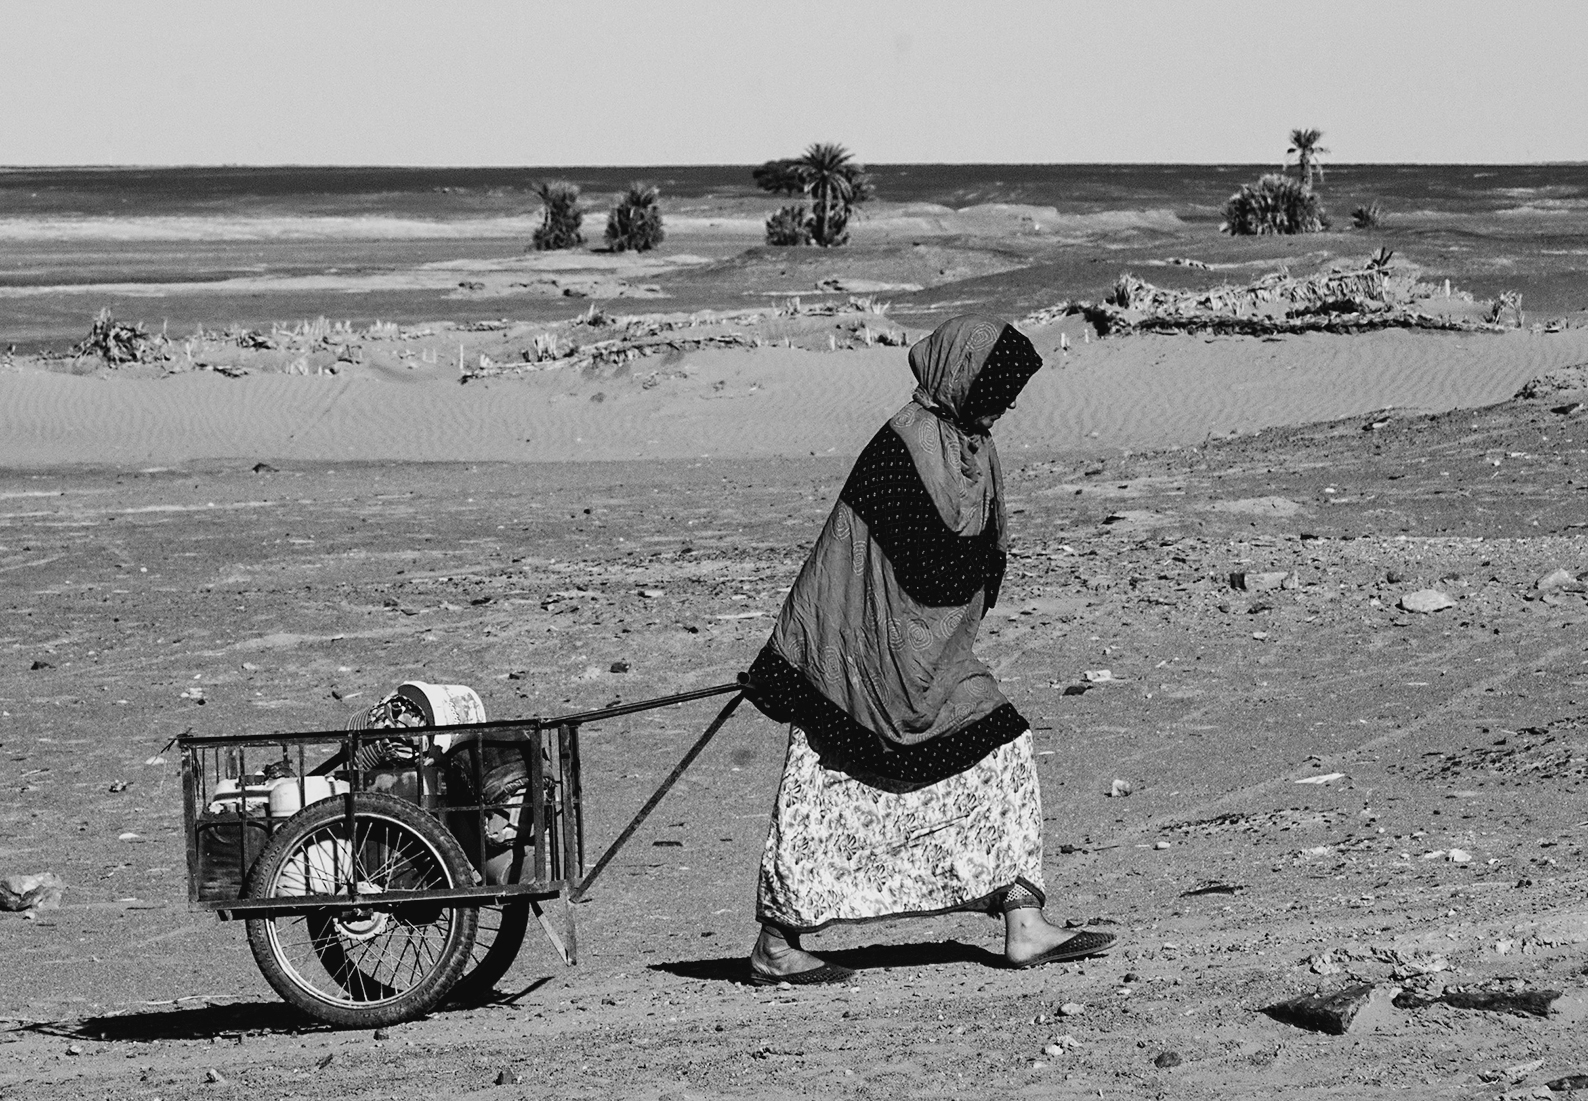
[3, 237, 1588, 1098]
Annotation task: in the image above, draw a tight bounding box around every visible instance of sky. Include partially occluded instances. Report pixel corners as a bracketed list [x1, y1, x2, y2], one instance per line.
[3, 0, 1585, 166]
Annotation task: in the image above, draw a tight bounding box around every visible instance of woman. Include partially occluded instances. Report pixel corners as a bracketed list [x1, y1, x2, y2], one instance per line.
[744, 315, 1116, 985]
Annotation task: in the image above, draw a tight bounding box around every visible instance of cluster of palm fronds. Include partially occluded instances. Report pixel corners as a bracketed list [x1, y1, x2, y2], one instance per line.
[1221, 174, 1329, 236]
[774, 294, 893, 319]
[765, 205, 813, 246]
[605, 183, 664, 253]
[1489, 291, 1524, 328]
[532, 180, 585, 251]
[754, 143, 874, 247]
[1351, 203, 1385, 229]
[1029, 256, 1509, 337]
[462, 318, 759, 382]
[72, 309, 166, 364]
[1107, 265, 1404, 318]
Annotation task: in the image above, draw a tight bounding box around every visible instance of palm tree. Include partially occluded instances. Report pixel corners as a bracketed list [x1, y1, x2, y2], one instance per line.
[1287, 129, 1328, 190]
[753, 143, 874, 247]
[799, 142, 873, 247]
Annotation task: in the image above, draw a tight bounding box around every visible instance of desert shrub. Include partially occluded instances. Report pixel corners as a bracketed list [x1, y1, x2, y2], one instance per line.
[1490, 290, 1524, 327]
[73, 309, 164, 364]
[765, 204, 813, 246]
[1220, 174, 1329, 236]
[532, 180, 585, 251]
[1351, 203, 1385, 229]
[605, 183, 664, 252]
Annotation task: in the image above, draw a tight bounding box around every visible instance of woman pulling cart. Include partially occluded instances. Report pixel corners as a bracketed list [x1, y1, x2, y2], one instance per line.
[744, 314, 1117, 985]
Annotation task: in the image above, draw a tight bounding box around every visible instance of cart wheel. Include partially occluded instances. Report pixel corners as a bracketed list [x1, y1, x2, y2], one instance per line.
[447, 899, 531, 1006]
[244, 792, 478, 1028]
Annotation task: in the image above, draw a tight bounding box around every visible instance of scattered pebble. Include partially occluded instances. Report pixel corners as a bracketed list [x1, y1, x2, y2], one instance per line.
[373, 1028, 389, 1040]
[1398, 589, 1455, 614]
[1230, 570, 1289, 592]
[65, 1043, 83, 1056]
[203, 1068, 225, 1084]
[1, 871, 66, 914]
[1109, 778, 1133, 798]
[1153, 840, 1171, 850]
[1536, 568, 1577, 592]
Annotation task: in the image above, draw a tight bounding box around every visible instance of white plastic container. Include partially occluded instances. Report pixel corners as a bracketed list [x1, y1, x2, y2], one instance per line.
[267, 775, 351, 820]
[207, 778, 273, 815]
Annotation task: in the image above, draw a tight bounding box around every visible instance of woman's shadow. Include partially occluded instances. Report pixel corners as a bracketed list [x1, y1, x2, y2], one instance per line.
[651, 938, 999, 984]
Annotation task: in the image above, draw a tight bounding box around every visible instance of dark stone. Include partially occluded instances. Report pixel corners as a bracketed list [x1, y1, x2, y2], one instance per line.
[1264, 983, 1375, 1035]
[1393, 986, 1561, 1018]
[1547, 1073, 1588, 1091]
[495, 1069, 522, 1086]
[1153, 1051, 1183, 1069]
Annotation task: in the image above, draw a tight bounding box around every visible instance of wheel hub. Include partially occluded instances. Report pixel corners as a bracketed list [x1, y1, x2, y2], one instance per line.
[333, 882, 387, 941]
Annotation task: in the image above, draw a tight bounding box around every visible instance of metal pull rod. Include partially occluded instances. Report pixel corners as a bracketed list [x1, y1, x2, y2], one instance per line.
[571, 691, 745, 903]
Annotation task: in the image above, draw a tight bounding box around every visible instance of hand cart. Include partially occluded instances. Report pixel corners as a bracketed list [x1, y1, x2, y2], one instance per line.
[178, 680, 746, 1028]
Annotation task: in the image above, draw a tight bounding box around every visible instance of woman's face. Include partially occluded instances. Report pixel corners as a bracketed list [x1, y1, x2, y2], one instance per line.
[969, 400, 1012, 433]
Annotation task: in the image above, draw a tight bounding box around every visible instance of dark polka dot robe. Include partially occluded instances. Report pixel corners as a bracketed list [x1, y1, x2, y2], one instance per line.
[747, 319, 1044, 785]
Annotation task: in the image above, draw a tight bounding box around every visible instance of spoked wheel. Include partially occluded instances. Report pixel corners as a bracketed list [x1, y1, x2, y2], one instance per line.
[244, 793, 478, 1028]
[447, 899, 531, 1006]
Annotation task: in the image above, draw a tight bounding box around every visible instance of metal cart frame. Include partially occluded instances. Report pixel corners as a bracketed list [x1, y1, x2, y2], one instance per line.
[178, 680, 744, 1026]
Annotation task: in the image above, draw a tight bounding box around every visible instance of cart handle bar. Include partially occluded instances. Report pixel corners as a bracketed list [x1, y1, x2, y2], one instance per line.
[175, 677, 747, 748]
[572, 688, 745, 904]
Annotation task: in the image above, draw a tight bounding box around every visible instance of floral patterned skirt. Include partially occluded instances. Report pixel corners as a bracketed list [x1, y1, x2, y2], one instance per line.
[756, 726, 1045, 932]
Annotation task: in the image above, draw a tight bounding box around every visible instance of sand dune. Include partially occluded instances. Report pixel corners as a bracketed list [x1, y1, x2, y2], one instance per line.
[4, 326, 1586, 468]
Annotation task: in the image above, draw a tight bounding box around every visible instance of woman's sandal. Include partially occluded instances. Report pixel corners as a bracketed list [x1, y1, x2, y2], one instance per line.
[747, 961, 857, 987]
[1007, 930, 1116, 969]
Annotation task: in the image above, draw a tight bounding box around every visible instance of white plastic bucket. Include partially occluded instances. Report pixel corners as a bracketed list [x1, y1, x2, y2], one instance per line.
[395, 681, 485, 753]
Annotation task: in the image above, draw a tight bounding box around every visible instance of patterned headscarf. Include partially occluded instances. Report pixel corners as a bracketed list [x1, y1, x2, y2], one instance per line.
[890, 315, 1043, 540]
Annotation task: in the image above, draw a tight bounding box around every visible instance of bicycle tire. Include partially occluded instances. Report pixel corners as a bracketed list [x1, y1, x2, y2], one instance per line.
[244, 792, 478, 1028]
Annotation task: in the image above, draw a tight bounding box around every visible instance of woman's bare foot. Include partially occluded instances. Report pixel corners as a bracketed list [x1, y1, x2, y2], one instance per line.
[749, 923, 832, 978]
[1003, 907, 1114, 967]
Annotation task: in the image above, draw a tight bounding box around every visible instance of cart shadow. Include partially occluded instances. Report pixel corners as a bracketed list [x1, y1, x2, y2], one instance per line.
[652, 938, 998, 984]
[9, 977, 559, 1042]
[12, 1001, 328, 1042]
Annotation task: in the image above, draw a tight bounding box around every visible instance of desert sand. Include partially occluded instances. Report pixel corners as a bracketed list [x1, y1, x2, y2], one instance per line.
[4, 213, 1588, 1100]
